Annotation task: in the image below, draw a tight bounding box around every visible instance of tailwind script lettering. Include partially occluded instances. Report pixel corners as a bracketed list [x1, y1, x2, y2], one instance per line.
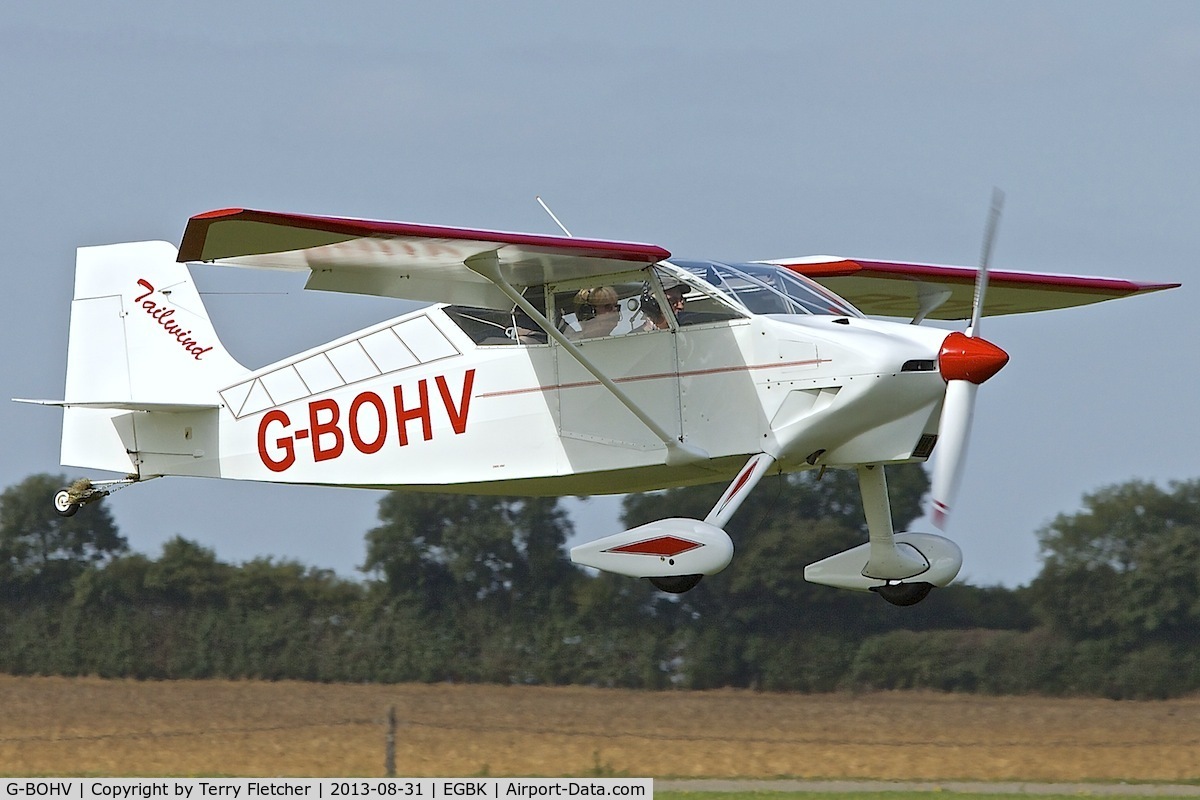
[135, 278, 213, 360]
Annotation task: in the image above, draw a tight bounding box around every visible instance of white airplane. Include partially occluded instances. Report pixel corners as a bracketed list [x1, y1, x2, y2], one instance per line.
[20, 203, 1177, 605]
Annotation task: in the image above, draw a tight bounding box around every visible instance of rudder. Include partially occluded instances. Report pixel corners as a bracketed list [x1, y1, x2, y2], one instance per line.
[62, 241, 247, 472]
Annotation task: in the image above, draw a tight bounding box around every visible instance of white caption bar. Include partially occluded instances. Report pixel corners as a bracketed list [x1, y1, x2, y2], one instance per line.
[0, 780, 652, 800]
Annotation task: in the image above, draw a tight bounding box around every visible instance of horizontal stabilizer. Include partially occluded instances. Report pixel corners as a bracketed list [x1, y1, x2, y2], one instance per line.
[15, 398, 219, 412]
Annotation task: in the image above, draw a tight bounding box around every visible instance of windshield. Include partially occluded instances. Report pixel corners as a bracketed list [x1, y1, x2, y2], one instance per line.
[671, 260, 863, 317]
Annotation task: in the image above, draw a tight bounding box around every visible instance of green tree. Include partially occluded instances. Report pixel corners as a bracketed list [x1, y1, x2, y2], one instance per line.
[0, 473, 126, 595]
[509, 497, 581, 609]
[364, 493, 515, 609]
[226, 556, 361, 612]
[143, 536, 234, 605]
[363, 492, 578, 612]
[1030, 478, 1200, 646]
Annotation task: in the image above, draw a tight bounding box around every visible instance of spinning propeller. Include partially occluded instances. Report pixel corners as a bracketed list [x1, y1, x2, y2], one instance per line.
[930, 191, 1010, 529]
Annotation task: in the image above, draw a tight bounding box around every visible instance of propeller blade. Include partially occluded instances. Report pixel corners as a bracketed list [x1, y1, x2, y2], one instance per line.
[968, 188, 1004, 337]
[932, 188, 1007, 529]
[930, 379, 979, 530]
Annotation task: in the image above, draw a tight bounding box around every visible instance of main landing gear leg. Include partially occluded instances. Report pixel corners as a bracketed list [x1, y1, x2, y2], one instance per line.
[646, 453, 776, 594]
[704, 453, 776, 528]
[805, 467, 959, 604]
[858, 465, 935, 606]
[573, 455, 777, 594]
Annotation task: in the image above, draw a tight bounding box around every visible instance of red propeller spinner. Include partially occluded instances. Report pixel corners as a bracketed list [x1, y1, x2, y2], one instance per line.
[938, 331, 1009, 384]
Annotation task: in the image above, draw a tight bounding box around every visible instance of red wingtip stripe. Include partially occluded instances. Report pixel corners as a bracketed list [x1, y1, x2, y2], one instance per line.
[191, 208, 246, 220]
[780, 260, 863, 277]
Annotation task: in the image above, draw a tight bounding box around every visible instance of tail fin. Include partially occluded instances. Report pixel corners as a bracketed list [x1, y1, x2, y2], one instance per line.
[61, 241, 247, 472]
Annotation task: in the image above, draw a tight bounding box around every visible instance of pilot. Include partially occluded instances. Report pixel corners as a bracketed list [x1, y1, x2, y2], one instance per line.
[640, 278, 686, 330]
[571, 286, 621, 339]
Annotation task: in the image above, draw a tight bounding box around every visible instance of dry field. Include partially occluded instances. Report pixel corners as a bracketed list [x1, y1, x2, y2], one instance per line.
[0, 676, 1197, 780]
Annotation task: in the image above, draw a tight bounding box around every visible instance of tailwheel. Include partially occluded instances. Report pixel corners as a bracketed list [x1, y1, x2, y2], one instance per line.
[51, 476, 137, 517]
[649, 574, 703, 594]
[53, 489, 79, 517]
[873, 581, 935, 607]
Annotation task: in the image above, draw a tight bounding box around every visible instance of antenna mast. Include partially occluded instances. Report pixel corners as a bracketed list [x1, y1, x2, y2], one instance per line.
[535, 195, 573, 237]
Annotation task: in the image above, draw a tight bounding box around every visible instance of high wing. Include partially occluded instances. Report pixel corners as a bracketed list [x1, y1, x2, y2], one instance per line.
[179, 209, 1177, 319]
[178, 208, 671, 309]
[770, 256, 1179, 320]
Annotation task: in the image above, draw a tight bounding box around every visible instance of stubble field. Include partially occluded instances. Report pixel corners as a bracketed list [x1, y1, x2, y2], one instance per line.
[0, 676, 1197, 779]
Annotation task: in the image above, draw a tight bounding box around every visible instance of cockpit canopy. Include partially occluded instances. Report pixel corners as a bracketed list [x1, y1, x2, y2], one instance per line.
[443, 259, 863, 346]
[671, 260, 864, 318]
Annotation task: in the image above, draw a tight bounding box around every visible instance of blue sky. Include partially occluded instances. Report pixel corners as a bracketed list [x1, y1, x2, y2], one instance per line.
[3, 2, 1198, 587]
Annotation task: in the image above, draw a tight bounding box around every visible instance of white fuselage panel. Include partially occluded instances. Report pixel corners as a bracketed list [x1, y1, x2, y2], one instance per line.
[137, 306, 951, 495]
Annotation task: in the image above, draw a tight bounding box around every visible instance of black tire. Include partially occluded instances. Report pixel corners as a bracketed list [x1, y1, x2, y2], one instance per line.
[649, 574, 703, 594]
[873, 581, 934, 606]
[53, 489, 79, 518]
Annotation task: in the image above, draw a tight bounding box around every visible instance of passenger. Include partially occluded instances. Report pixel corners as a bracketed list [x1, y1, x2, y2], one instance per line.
[571, 286, 621, 339]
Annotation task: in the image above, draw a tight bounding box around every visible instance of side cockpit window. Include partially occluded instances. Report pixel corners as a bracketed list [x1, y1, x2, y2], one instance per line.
[554, 281, 649, 338]
[552, 268, 746, 339]
[444, 287, 548, 346]
[445, 266, 758, 347]
[663, 269, 748, 328]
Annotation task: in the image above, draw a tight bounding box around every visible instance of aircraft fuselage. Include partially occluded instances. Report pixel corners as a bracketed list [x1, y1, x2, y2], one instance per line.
[129, 305, 950, 495]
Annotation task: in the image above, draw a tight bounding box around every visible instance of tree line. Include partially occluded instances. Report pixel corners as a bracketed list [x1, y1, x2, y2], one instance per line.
[1, 468, 1198, 698]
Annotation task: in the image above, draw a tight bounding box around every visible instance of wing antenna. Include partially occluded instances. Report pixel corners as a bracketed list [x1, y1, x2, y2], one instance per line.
[535, 196, 574, 238]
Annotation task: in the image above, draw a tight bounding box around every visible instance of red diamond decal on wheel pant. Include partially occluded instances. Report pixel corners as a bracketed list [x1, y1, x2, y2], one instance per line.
[604, 536, 703, 557]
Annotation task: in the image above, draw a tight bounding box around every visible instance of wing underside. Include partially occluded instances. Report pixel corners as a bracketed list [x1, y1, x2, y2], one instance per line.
[771, 256, 1179, 320]
[177, 209, 1176, 318]
[178, 208, 672, 309]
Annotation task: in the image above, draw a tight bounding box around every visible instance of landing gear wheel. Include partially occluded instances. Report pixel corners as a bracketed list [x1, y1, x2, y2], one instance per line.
[53, 489, 79, 518]
[873, 581, 934, 606]
[649, 574, 703, 594]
